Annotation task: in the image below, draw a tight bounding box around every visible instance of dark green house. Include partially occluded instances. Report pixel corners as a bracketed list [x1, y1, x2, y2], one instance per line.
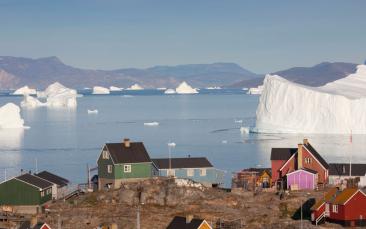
[97, 138, 158, 190]
[0, 173, 52, 206]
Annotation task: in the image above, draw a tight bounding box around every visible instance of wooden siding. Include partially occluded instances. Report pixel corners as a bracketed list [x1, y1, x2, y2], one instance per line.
[0, 179, 51, 205]
[158, 168, 224, 186]
[301, 146, 328, 184]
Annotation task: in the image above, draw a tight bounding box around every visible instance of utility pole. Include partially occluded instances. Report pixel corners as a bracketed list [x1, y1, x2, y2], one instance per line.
[167, 142, 176, 176]
[35, 158, 38, 174]
[136, 205, 140, 229]
[300, 197, 303, 229]
[349, 131, 352, 179]
[87, 164, 90, 189]
[4, 168, 6, 181]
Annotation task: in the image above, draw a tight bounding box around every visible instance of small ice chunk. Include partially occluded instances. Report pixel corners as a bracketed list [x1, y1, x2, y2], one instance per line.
[247, 85, 263, 95]
[93, 86, 110, 94]
[87, 109, 98, 114]
[13, 86, 37, 95]
[221, 140, 228, 144]
[126, 84, 144, 90]
[240, 127, 250, 134]
[144, 122, 159, 126]
[206, 86, 222, 90]
[157, 87, 167, 90]
[175, 81, 198, 94]
[0, 103, 26, 129]
[109, 86, 123, 91]
[20, 95, 46, 108]
[168, 142, 176, 147]
[235, 119, 243, 123]
[164, 88, 176, 94]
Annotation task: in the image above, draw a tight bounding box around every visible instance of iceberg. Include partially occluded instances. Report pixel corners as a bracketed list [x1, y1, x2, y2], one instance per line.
[247, 85, 263, 95]
[255, 65, 366, 134]
[13, 86, 37, 95]
[87, 109, 98, 114]
[22, 82, 77, 108]
[0, 103, 25, 129]
[175, 81, 198, 94]
[144, 122, 159, 126]
[109, 86, 123, 91]
[127, 83, 144, 90]
[206, 86, 222, 90]
[157, 87, 167, 90]
[93, 86, 110, 94]
[164, 88, 176, 94]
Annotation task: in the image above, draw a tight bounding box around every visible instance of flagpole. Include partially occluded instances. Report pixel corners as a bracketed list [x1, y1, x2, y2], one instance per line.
[349, 130, 352, 179]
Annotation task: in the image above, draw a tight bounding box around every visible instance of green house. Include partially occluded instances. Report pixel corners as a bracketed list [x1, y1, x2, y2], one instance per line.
[0, 173, 53, 206]
[97, 138, 158, 190]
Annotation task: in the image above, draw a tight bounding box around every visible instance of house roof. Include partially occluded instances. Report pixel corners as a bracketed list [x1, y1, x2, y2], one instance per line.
[166, 216, 206, 229]
[16, 173, 53, 190]
[152, 157, 213, 169]
[105, 142, 151, 164]
[303, 142, 329, 169]
[331, 188, 360, 205]
[270, 148, 297, 160]
[286, 168, 318, 176]
[36, 171, 69, 188]
[311, 187, 339, 210]
[329, 163, 366, 176]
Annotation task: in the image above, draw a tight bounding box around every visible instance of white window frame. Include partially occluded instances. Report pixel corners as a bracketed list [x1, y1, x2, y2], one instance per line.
[333, 204, 338, 213]
[167, 169, 175, 176]
[187, 169, 194, 177]
[102, 150, 109, 159]
[200, 168, 207, 176]
[41, 191, 44, 197]
[124, 164, 131, 173]
[107, 165, 113, 173]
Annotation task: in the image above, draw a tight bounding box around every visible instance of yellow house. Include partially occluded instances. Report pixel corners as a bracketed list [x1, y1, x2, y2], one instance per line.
[257, 169, 272, 188]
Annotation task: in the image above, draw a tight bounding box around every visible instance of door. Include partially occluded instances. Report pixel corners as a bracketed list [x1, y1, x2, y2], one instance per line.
[325, 204, 330, 216]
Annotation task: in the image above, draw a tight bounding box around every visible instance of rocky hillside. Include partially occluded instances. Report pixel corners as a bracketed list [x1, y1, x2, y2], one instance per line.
[227, 62, 358, 88]
[0, 56, 259, 89]
[37, 178, 341, 229]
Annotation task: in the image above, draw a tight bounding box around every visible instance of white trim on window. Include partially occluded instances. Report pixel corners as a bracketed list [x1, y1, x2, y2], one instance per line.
[124, 164, 131, 173]
[333, 204, 338, 213]
[167, 169, 175, 176]
[107, 165, 113, 173]
[200, 168, 207, 176]
[187, 169, 194, 177]
[102, 150, 109, 159]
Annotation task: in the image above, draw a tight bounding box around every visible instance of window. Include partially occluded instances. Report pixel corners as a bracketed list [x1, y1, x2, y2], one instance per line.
[102, 150, 109, 159]
[167, 169, 175, 176]
[200, 168, 206, 176]
[187, 169, 194, 177]
[305, 157, 312, 164]
[333, 205, 338, 213]
[46, 189, 51, 195]
[124, 164, 131, 173]
[107, 165, 113, 173]
[41, 191, 44, 197]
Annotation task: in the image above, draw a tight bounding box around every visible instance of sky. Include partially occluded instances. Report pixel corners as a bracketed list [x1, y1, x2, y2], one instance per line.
[0, 0, 365, 73]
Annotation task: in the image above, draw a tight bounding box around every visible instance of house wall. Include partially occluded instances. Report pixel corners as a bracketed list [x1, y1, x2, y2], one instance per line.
[311, 203, 325, 222]
[329, 175, 366, 187]
[301, 146, 328, 184]
[97, 149, 115, 180]
[114, 162, 156, 179]
[271, 160, 286, 184]
[286, 171, 315, 190]
[280, 157, 296, 178]
[0, 179, 51, 205]
[158, 168, 224, 186]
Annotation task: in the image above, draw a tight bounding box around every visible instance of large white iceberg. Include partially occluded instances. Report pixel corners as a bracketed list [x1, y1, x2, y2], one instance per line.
[0, 103, 25, 128]
[126, 84, 144, 90]
[254, 65, 366, 134]
[175, 81, 198, 94]
[22, 82, 77, 108]
[13, 86, 37, 95]
[93, 86, 110, 94]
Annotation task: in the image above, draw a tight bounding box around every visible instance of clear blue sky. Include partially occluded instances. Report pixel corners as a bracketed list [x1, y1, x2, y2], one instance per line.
[0, 0, 365, 73]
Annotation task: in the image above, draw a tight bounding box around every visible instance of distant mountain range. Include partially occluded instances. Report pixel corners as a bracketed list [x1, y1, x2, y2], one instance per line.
[0, 56, 362, 89]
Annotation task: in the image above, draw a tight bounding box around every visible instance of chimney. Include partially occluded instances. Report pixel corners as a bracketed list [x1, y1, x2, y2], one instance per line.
[186, 214, 193, 224]
[30, 216, 38, 228]
[303, 138, 309, 145]
[298, 144, 303, 169]
[123, 138, 131, 148]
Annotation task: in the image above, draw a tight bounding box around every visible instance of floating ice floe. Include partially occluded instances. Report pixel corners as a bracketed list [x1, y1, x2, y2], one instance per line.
[92, 86, 110, 94]
[0, 103, 26, 129]
[13, 86, 37, 95]
[240, 127, 250, 134]
[109, 86, 123, 91]
[21, 82, 77, 108]
[206, 86, 222, 90]
[247, 85, 263, 95]
[221, 140, 228, 144]
[255, 64, 366, 134]
[126, 84, 144, 90]
[234, 119, 243, 123]
[157, 87, 167, 91]
[175, 81, 198, 94]
[164, 88, 176, 94]
[87, 109, 98, 114]
[144, 122, 159, 126]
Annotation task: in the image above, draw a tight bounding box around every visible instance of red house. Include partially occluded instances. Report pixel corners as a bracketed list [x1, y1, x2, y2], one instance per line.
[312, 188, 366, 227]
[270, 139, 329, 188]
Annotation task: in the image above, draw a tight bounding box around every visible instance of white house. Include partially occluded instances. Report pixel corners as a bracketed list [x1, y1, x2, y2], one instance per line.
[328, 163, 366, 187]
[35, 171, 69, 200]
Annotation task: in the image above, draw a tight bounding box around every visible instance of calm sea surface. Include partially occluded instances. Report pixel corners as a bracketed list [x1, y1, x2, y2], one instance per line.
[0, 89, 365, 187]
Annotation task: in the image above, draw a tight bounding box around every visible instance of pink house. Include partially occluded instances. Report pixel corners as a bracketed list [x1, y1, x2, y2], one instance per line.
[286, 168, 318, 190]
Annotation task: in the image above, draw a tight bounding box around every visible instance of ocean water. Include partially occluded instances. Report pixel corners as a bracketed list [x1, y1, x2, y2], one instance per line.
[0, 90, 365, 187]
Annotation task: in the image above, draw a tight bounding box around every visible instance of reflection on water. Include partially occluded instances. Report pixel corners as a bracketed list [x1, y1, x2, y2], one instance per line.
[0, 128, 24, 180]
